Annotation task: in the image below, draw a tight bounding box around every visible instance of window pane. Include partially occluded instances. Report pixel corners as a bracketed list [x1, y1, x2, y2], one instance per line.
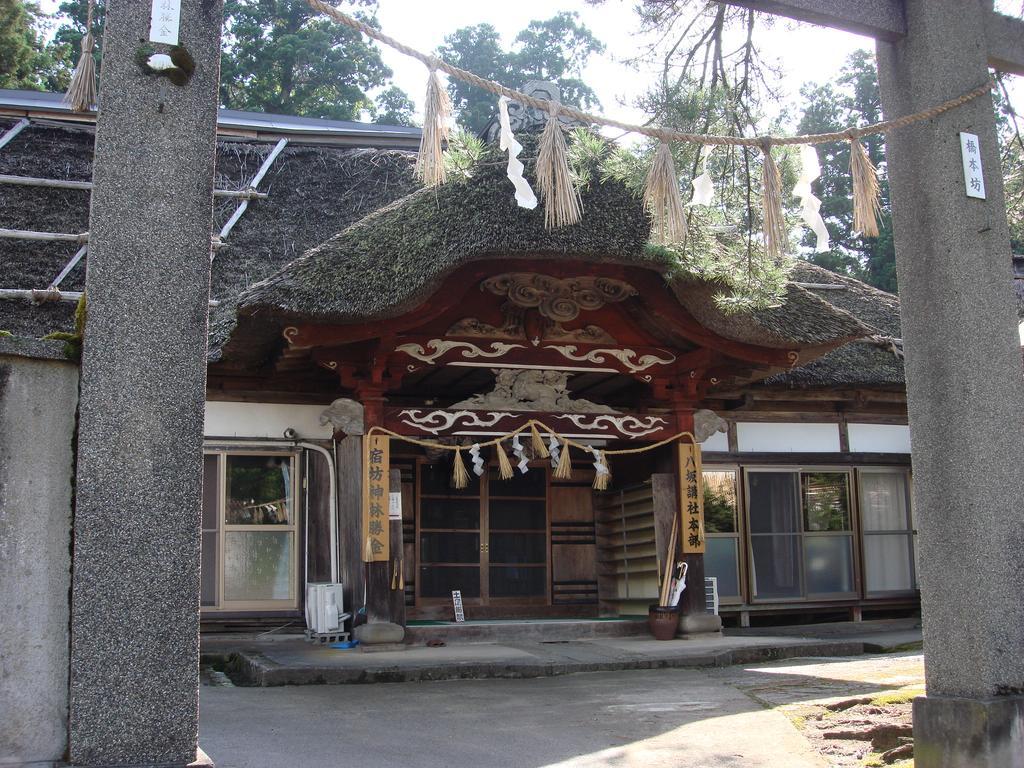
[861, 472, 910, 531]
[419, 565, 480, 598]
[226, 455, 292, 525]
[705, 537, 740, 599]
[420, 532, 480, 563]
[490, 533, 546, 564]
[489, 467, 546, 498]
[490, 499, 546, 530]
[224, 531, 293, 601]
[420, 462, 479, 496]
[420, 498, 479, 530]
[802, 472, 851, 532]
[202, 454, 219, 530]
[751, 535, 802, 598]
[864, 534, 914, 593]
[201, 530, 217, 606]
[804, 535, 854, 595]
[704, 470, 738, 533]
[489, 566, 546, 597]
[748, 472, 800, 533]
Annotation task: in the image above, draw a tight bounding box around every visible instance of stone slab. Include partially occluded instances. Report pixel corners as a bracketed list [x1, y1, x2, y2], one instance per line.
[913, 694, 1024, 768]
[0, 355, 78, 765]
[203, 633, 867, 686]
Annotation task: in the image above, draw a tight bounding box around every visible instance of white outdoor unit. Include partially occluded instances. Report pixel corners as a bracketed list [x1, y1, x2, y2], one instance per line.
[305, 582, 345, 633]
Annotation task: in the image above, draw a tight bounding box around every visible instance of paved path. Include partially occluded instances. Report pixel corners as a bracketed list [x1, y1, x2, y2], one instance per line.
[200, 668, 827, 768]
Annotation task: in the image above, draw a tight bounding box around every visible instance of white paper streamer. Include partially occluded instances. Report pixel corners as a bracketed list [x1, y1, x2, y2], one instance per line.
[688, 145, 715, 207]
[548, 433, 561, 469]
[589, 446, 609, 479]
[512, 434, 529, 474]
[498, 96, 538, 210]
[469, 443, 485, 476]
[794, 145, 830, 252]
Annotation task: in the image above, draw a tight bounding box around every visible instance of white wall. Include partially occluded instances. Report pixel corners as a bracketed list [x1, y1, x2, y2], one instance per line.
[736, 422, 841, 453]
[700, 430, 729, 452]
[848, 423, 912, 454]
[204, 401, 333, 440]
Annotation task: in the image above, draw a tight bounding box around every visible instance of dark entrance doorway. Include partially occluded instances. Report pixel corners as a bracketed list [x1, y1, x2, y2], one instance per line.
[416, 462, 550, 614]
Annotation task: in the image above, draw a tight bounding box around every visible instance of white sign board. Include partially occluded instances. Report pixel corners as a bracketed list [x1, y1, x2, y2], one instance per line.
[388, 491, 402, 521]
[451, 590, 465, 623]
[960, 132, 986, 199]
[149, 0, 182, 45]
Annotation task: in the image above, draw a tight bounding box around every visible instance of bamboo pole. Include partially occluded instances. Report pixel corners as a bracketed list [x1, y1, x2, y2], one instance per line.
[0, 288, 220, 307]
[658, 514, 678, 607]
[0, 173, 267, 199]
[0, 229, 87, 242]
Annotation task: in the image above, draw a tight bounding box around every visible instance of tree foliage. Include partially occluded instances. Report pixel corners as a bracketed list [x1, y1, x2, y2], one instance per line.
[438, 12, 605, 134]
[0, 0, 71, 91]
[797, 50, 897, 293]
[219, 0, 409, 121]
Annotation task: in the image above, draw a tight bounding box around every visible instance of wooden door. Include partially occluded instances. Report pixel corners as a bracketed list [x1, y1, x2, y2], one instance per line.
[551, 482, 599, 611]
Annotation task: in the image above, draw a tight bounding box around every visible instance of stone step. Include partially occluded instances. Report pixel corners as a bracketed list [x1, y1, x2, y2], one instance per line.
[405, 618, 649, 645]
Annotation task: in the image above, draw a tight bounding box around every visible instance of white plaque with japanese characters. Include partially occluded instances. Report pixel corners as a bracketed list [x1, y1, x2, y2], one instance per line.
[150, 0, 182, 45]
[960, 132, 986, 200]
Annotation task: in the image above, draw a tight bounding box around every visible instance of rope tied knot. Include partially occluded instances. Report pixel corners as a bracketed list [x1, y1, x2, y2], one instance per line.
[758, 137, 774, 153]
[845, 127, 863, 141]
[426, 55, 441, 73]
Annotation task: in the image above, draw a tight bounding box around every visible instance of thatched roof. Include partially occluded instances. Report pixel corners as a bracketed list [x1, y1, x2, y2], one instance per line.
[0, 114, 418, 340]
[764, 261, 904, 389]
[214, 136, 873, 367]
[1, 102, 909, 391]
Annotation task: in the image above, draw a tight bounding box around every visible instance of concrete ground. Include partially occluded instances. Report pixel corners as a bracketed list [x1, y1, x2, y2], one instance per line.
[199, 667, 828, 768]
[199, 652, 927, 767]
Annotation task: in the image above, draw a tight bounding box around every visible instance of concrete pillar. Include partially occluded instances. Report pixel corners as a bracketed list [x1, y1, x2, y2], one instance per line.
[68, 1, 223, 766]
[876, 2, 1024, 765]
[0, 343, 78, 765]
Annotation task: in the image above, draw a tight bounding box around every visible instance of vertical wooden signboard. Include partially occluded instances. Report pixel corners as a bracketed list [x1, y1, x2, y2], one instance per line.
[362, 434, 390, 562]
[678, 442, 705, 554]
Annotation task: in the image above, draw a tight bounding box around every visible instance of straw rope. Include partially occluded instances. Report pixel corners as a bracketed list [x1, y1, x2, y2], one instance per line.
[364, 420, 696, 456]
[307, 0, 994, 149]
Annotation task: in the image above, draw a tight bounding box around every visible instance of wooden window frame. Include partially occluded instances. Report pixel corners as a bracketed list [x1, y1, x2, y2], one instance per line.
[702, 465, 746, 605]
[856, 467, 917, 598]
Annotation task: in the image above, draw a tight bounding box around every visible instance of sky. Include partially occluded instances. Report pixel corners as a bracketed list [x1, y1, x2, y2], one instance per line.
[37, 0, 1024, 133]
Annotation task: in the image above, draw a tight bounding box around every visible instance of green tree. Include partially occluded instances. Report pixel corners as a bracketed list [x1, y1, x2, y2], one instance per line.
[0, 1, 69, 91]
[797, 50, 897, 293]
[374, 85, 416, 126]
[219, 0, 398, 120]
[438, 12, 605, 134]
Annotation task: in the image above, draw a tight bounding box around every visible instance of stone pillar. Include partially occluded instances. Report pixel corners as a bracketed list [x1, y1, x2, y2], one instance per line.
[68, 1, 223, 766]
[876, 2, 1024, 764]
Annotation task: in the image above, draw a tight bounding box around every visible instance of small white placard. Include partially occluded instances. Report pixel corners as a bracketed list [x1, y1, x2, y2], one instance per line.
[149, 0, 182, 45]
[388, 491, 402, 520]
[960, 132, 986, 199]
[452, 590, 465, 623]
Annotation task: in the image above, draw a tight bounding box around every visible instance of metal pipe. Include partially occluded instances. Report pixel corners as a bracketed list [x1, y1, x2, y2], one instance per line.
[298, 441, 339, 584]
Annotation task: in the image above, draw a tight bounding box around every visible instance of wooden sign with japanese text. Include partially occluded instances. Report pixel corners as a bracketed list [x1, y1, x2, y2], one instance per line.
[362, 434, 390, 562]
[678, 442, 705, 554]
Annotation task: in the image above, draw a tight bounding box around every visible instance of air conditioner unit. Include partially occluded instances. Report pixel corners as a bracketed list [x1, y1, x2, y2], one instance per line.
[305, 582, 345, 633]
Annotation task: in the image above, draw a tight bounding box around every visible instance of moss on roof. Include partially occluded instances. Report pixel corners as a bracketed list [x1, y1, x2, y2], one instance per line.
[216, 137, 870, 364]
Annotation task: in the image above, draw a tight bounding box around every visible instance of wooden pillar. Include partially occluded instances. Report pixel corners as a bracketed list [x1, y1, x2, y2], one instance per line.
[335, 435, 365, 620]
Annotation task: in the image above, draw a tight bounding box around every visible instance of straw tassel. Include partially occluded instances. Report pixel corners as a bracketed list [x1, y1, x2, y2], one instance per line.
[592, 450, 611, 491]
[849, 132, 882, 237]
[536, 103, 582, 228]
[495, 440, 515, 481]
[553, 438, 573, 480]
[363, 537, 374, 562]
[530, 423, 549, 459]
[64, 0, 97, 112]
[451, 447, 470, 489]
[415, 66, 451, 186]
[760, 140, 788, 261]
[644, 142, 687, 244]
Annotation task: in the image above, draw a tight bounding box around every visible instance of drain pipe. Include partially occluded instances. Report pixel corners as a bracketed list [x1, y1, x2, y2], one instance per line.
[297, 441, 338, 584]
